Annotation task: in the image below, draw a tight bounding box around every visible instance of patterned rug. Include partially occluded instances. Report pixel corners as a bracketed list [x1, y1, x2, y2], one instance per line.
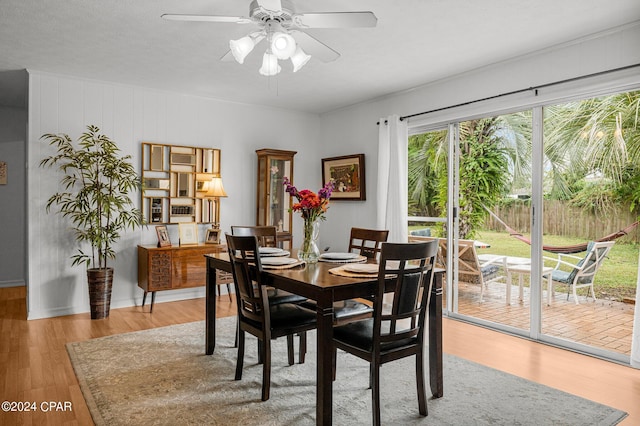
[66, 317, 627, 425]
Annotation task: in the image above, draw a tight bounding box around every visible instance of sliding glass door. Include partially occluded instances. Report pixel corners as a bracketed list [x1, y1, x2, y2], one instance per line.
[538, 91, 639, 361]
[408, 88, 639, 363]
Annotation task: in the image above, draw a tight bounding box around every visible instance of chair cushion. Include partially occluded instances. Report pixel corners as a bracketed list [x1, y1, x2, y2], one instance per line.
[334, 300, 373, 320]
[269, 303, 316, 329]
[481, 264, 500, 277]
[552, 269, 572, 284]
[410, 228, 431, 237]
[267, 288, 307, 305]
[333, 318, 416, 353]
[299, 299, 373, 320]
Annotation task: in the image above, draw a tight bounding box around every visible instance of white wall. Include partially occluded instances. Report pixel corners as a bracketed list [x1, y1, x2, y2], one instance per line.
[25, 22, 640, 320]
[0, 106, 27, 286]
[316, 22, 640, 250]
[27, 72, 321, 319]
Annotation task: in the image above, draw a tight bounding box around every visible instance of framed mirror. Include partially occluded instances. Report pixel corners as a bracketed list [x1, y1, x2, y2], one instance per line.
[151, 145, 164, 171]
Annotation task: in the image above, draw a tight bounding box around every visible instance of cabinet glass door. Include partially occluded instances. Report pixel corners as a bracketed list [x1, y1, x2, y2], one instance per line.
[268, 158, 292, 234]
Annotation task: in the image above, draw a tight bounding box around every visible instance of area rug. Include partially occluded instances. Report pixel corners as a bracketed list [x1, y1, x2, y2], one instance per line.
[66, 317, 627, 426]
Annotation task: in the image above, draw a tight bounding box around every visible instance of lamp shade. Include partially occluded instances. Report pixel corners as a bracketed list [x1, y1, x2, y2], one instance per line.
[271, 31, 296, 60]
[291, 46, 311, 72]
[206, 177, 228, 198]
[259, 52, 281, 76]
[230, 36, 255, 64]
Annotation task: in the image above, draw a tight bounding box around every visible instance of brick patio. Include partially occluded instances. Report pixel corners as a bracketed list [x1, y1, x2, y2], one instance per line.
[453, 279, 635, 356]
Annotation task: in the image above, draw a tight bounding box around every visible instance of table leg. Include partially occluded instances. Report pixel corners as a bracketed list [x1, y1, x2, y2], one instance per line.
[316, 298, 335, 425]
[506, 269, 512, 305]
[205, 261, 217, 355]
[518, 274, 524, 302]
[429, 271, 444, 398]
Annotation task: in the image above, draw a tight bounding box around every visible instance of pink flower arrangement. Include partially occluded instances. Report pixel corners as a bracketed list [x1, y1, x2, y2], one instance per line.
[283, 177, 334, 222]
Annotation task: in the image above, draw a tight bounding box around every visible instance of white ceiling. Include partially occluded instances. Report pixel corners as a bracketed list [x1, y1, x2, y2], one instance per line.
[1, 0, 639, 113]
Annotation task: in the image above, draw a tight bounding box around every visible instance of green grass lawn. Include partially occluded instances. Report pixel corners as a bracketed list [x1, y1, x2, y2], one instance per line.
[410, 226, 638, 301]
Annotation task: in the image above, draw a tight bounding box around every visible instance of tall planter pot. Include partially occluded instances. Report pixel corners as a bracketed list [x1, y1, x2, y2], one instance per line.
[87, 268, 113, 319]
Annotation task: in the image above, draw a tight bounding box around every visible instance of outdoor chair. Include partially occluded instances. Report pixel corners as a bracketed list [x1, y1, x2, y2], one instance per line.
[332, 241, 438, 426]
[544, 241, 614, 304]
[226, 234, 317, 401]
[438, 239, 506, 302]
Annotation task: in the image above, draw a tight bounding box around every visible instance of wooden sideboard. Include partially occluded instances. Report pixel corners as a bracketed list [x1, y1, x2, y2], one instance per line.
[137, 243, 233, 312]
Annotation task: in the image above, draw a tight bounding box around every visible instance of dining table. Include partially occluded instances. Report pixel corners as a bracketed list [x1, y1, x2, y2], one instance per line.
[204, 251, 444, 426]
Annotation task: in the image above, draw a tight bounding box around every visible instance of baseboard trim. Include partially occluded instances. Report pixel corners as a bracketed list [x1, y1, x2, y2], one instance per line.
[0, 280, 25, 288]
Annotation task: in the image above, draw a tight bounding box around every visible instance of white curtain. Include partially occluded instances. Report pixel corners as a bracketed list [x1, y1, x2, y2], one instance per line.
[377, 115, 408, 243]
[631, 251, 640, 368]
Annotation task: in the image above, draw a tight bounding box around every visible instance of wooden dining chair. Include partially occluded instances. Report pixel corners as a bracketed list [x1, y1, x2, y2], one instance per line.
[348, 227, 389, 260]
[341, 227, 390, 320]
[230, 225, 278, 247]
[226, 234, 317, 401]
[229, 226, 309, 358]
[332, 240, 438, 425]
[301, 227, 388, 326]
[231, 225, 307, 305]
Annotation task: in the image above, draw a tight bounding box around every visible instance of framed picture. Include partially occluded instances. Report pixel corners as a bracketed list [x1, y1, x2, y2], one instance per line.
[155, 225, 172, 247]
[178, 222, 198, 245]
[0, 161, 6, 185]
[205, 228, 221, 244]
[322, 154, 366, 200]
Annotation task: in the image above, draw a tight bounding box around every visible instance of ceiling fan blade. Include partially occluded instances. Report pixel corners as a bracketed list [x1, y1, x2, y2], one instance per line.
[161, 14, 252, 24]
[292, 12, 377, 29]
[220, 50, 235, 62]
[255, 0, 282, 13]
[291, 31, 340, 63]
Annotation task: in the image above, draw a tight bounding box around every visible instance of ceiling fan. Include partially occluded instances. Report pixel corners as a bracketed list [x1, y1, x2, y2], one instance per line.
[161, 0, 377, 76]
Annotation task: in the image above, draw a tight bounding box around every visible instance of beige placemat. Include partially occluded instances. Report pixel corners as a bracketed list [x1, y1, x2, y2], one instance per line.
[319, 254, 368, 264]
[329, 265, 378, 278]
[261, 260, 306, 270]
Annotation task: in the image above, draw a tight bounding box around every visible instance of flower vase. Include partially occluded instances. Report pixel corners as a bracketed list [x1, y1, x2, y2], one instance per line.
[299, 218, 320, 263]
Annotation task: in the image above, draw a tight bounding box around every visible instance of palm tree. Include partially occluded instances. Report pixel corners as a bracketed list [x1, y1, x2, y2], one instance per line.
[408, 90, 640, 237]
[543, 90, 640, 212]
[409, 116, 517, 238]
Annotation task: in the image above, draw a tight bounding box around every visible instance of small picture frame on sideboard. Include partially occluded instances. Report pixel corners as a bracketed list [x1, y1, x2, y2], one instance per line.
[205, 228, 221, 244]
[155, 225, 171, 247]
[178, 222, 198, 246]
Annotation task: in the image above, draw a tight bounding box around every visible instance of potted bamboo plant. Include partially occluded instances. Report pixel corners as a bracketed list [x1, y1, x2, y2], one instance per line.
[40, 125, 144, 319]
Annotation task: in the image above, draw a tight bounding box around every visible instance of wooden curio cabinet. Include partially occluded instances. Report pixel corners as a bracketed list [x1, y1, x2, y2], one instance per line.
[256, 149, 296, 249]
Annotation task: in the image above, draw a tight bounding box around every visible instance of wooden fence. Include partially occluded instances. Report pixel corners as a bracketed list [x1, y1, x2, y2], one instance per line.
[483, 200, 640, 244]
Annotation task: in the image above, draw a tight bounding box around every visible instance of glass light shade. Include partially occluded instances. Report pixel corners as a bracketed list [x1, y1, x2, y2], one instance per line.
[229, 36, 255, 64]
[206, 177, 228, 198]
[291, 46, 311, 72]
[259, 52, 281, 76]
[271, 32, 296, 60]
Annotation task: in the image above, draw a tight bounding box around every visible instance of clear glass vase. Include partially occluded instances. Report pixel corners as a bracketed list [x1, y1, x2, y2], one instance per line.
[298, 218, 320, 263]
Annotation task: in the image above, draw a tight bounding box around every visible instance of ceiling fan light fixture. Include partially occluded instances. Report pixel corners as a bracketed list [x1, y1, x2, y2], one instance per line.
[229, 36, 256, 64]
[271, 31, 296, 60]
[259, 52, 281, 76]
[291, 46, 311, 72]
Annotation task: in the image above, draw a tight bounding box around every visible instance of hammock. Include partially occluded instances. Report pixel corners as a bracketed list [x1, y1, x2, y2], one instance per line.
[482, 205, 639, 254]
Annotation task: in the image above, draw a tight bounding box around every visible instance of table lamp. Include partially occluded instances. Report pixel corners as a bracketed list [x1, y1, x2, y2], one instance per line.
[206, 177, 228, 242]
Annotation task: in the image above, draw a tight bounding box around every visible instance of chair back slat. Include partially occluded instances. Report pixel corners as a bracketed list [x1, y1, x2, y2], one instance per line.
[348, 227, 389, 259]
[231, 225, 278, 248]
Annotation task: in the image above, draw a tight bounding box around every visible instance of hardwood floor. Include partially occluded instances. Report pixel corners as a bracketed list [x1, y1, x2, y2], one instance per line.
[0, 286, 638, 425]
